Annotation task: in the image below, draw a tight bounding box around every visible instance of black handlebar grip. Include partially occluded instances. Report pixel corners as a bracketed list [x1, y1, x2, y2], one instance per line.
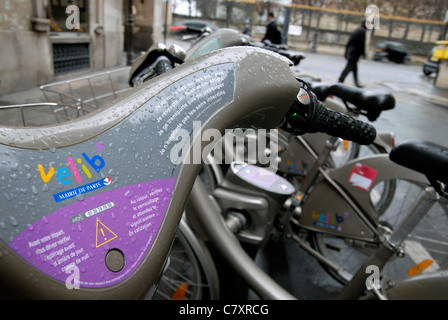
[312, 100, 376, 145]
[280, 79, 376, 145]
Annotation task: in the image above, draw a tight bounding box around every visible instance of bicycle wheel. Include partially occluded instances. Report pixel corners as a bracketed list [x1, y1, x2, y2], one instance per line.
[330, 139, 360, 168]
[152, 221, 219, 300]
[311, 179, 448, 285]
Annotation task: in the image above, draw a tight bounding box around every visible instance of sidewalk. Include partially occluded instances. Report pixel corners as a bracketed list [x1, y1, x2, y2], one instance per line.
[379, 76, 448, 108]
[410, 85, 448, 108]
[0, 86, 50, 126]
[0, 86, 45, 105]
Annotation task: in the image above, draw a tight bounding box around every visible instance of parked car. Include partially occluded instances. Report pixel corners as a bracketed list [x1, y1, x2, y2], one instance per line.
[423, 41, 448, 76]
[169, 20, 218, 38]
[373, 41, 412, 64]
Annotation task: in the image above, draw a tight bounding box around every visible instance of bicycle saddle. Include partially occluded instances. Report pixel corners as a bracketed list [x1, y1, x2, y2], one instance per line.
[390, 139, 448, 196]
[0, 47, 299, 299]
[310, 82, 395, 121]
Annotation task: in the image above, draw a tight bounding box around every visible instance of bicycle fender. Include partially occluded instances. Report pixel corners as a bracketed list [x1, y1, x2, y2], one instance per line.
[277, 133, 317, 176]
[0, 46, 298, 299]
[300, 154, 430, 241]
[300, 179, 377, 241]
[329, 154, 429, 220]
[373, 131, 395, 152]
[385, 270, 448, 299]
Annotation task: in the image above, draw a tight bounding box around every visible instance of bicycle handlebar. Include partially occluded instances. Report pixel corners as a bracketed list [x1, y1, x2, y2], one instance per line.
[0, 47, 376, 299]
[281, 80, 376, 145]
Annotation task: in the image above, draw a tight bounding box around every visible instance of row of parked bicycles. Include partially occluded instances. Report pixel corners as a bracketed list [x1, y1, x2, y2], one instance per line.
[0, 28, 447, 300]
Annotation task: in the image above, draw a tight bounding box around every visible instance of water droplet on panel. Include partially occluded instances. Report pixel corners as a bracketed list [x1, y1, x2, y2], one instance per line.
[9, 215, 18, 227]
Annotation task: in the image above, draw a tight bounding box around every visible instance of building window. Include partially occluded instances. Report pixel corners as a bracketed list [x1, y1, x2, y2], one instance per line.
[47, 0, 88, 33]
[53, 43, 90, 75]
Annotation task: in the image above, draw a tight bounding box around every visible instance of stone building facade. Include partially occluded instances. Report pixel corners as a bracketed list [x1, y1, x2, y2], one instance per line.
[0, 0, 163, 95]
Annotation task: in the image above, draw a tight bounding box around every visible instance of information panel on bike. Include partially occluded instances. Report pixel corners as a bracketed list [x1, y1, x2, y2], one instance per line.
[1, 63, 236, 289]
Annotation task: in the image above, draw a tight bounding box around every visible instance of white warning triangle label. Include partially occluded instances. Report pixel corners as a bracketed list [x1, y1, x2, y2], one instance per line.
[95, 219, 118, 248]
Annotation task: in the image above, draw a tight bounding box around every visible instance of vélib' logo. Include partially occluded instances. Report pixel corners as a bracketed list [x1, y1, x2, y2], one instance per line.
[312, 210, 348, 231]
[38, 153, 105, 185]
[37, 142, 110, 202]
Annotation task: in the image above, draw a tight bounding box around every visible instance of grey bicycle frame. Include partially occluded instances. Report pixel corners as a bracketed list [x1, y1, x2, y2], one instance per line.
[193, 141, 448, 299]
[299, 154, 429, 241]
[0, 46, 298, 299]
[186, 29, 448, 299]
[290, 141, 448, 298]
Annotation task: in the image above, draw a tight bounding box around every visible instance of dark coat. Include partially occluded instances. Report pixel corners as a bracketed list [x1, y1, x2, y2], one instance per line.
[263, 20, 282, 45]
[345, 25, 366, 61]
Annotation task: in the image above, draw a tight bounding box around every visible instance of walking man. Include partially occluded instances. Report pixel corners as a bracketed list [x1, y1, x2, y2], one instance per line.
[263, 12, 282, 45]
[338, 18, 368, 87]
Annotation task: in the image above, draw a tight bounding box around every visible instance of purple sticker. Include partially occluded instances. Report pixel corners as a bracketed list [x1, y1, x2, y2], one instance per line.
[9, 178, 175, 288]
